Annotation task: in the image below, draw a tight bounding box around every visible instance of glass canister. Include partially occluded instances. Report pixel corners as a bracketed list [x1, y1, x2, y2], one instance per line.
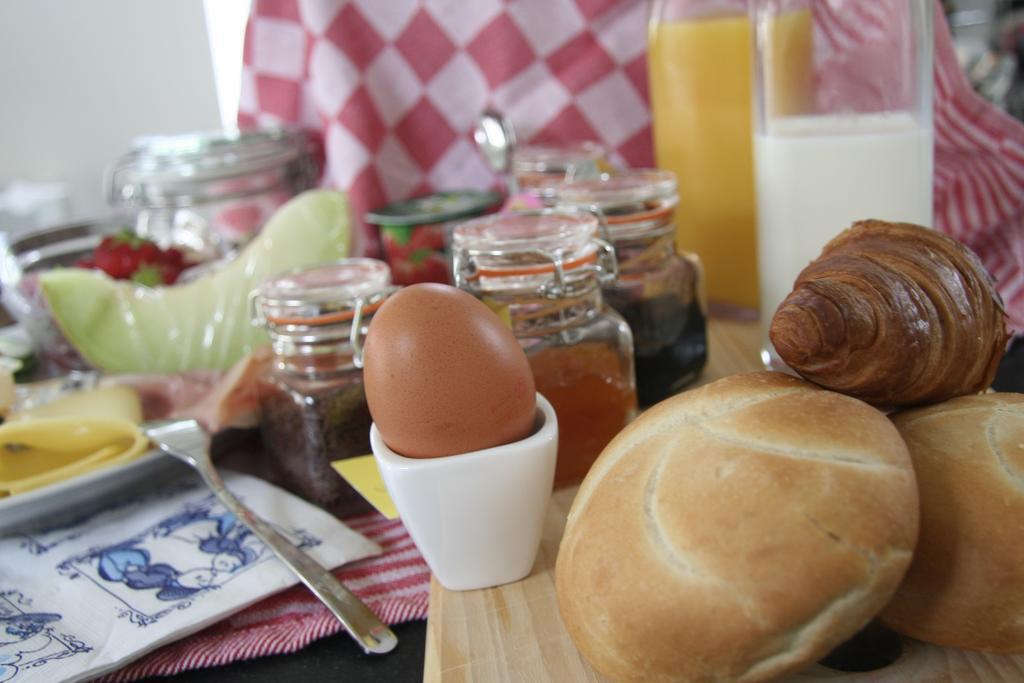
[250, 258, 393, 518]
[451, 210, 637, 488]
[109, 127, 320, 255]
[510, 141, 607, 204]
[556, 169, 706, 405]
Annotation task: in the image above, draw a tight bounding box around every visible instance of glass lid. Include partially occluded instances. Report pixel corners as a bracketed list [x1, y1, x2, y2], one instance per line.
[511, 141, 606, 172]
[452, 210, 598, 260]
[110, 127, 317, 205]
[451, 209, 617, 291]
[252, 258, 392, 329]
[556, 169, 678, 210]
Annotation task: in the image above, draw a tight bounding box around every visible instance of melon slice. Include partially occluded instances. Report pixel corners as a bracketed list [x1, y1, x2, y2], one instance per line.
[40, 190, 351, 373]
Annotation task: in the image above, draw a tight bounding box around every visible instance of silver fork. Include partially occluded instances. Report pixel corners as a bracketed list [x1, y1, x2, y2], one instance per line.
[145, 418, 398, 655]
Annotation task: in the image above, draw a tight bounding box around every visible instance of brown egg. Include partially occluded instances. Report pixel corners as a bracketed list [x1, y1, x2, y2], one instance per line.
[363, 283, 537, 458]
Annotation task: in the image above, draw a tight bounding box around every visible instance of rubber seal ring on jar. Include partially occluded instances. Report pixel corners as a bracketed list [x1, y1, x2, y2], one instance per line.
[555, 169, 678, 240]
[467, 249, 599, 279]
[451, 209, 617, 298]
[247, 286, 394, 329]
[452, 240, 617, 299]
[249, 294, 389, 329]
[248, 258, 397, 371]
[603, 203, 674, 227]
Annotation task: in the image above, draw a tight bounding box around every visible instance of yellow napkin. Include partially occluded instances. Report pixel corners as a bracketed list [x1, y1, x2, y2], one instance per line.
[0, 387, 149, 498]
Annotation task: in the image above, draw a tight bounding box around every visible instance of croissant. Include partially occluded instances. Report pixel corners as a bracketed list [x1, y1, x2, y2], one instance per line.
[769, 220, 1009, 407]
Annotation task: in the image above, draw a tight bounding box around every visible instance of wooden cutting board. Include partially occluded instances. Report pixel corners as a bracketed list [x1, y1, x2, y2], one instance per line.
[423, 319, 1024, 682]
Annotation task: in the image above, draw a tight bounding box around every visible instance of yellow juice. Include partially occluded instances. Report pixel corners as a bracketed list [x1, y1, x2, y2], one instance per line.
[648, 11, 811, 314]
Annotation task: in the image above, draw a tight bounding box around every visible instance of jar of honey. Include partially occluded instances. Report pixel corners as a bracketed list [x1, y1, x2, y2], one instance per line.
[250, 258, 394, 517]
[556, 169, 707, 405]
[451, 210, 637, 487]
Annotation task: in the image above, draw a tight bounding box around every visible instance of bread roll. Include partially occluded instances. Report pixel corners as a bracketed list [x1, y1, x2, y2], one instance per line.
[769, 220, 1008, 407]
[882, 393, 1024, 653]
[556, 372, 918, 683]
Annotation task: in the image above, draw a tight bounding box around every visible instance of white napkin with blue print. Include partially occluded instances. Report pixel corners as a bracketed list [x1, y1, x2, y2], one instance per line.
[0, 470, 380, 683]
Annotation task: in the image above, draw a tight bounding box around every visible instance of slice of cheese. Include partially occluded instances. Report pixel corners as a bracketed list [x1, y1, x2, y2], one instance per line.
[11, 386, 143, 424]
[0, 416, 149, 497]
[0, 387, 149, 497]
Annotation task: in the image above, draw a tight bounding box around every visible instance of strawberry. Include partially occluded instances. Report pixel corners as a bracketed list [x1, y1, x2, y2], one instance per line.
[137, 240, 160, 264]
[79, 230, 187, 285]
[158, 247, 184, 268]
[162, 265, 185, 284]
[93, 238, 133, 278]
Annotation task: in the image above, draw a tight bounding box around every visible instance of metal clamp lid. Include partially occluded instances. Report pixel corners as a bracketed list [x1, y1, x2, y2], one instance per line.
[555, 169, 678, 239]
[451, 209, 617, 297]
[453, 240, 617, 299]
[249, 258, 396, 366]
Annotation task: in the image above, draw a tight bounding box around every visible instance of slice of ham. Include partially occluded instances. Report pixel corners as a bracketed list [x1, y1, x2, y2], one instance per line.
[103, 346, 271, 434]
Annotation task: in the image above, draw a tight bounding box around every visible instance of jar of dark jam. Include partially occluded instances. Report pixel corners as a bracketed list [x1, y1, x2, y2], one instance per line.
[452, 210, 637, 488]
[250, 258, 394, 518]
[556, 169, 706, 405]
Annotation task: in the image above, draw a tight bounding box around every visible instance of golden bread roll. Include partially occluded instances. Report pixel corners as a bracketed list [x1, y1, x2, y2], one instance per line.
[882, 393, 1024, 653]
[556, 372, 918, 683]
[769, 220, 1008, 407]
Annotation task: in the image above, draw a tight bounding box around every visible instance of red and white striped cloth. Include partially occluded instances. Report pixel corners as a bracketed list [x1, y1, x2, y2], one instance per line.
[812, 0, 1024, 332]
[933, 19, 1024, 332]
[97, 513, 429, 681]
[238, 0, 1024, 332]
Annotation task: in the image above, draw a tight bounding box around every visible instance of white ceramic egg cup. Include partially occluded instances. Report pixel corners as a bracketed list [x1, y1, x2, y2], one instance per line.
[370, 393, 558, 592]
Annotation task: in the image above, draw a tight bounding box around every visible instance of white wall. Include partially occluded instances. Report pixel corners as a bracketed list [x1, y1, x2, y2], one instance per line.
[0, 0, 223, 221]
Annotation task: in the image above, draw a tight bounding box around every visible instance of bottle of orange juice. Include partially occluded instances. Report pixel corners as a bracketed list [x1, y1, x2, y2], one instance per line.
[648, 0, 811, 316]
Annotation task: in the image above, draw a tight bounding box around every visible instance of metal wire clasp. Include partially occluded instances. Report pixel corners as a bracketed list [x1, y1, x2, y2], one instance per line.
[350, 286, 400, 368]
[591, 238, 618, 287]
[249, 284, 398, 369]
[453, 239, 617, 299]
[248, 287, 266, 328]
[581, 204, 613, 244]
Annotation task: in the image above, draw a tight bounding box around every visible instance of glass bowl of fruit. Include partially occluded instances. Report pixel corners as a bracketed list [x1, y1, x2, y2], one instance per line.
[0, 217, 196, 373]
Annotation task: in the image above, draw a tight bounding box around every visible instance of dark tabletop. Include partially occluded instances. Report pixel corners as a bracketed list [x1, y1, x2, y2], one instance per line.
[130, 337, 1024, 683]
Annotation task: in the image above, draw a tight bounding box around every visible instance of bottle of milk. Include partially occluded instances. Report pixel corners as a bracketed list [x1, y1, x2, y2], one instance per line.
[750, 0, 934, 368]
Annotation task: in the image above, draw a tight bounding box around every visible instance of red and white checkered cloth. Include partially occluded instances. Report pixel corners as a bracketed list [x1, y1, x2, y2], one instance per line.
[98, 513, 429, 681]
[238, 0, 1024, 332]
[237, 0, 654, 258]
